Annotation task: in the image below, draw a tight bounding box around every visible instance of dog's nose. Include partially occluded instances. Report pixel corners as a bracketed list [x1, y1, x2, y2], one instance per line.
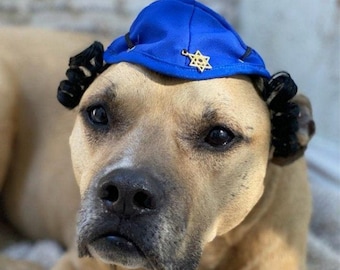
[97, 168, 164, 217]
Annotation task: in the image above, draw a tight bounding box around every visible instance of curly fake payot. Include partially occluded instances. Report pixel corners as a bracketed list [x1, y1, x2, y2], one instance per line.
[261, 72, 301, 159]
[57, 41, 108, 109]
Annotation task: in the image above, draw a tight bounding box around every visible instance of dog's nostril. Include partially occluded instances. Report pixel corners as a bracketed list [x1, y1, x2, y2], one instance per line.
[100, 184, 119, 203]
[133, 191, 156, 210]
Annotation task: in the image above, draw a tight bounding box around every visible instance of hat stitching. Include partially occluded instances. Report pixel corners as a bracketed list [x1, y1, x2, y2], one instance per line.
[180, 0, 195, 68]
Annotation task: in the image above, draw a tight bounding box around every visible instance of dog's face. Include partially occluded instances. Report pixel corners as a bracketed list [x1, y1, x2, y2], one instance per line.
[70, 62, 271, 270]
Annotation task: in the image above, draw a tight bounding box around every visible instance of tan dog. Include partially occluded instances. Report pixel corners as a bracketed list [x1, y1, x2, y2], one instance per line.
[0, 27, 314, 270]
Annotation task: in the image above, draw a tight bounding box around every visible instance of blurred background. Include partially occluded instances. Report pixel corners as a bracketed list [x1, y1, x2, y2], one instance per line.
[0, 0, 339, 268]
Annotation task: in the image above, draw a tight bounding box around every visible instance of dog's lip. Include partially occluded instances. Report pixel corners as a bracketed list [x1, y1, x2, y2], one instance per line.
[88, 231, 146, 261]
[91, 232, 138, 251]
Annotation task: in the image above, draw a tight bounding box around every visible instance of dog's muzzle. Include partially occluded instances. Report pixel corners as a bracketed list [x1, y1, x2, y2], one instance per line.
[77, 168, 166, 267]
[77, 169, 199, 270]
[92, 168, 166, 266]
[77, 167, 202, 270]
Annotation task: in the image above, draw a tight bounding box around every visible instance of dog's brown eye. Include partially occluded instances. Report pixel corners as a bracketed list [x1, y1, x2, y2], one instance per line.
[205, 126, 234, 147]
[88, 105, 108, 126]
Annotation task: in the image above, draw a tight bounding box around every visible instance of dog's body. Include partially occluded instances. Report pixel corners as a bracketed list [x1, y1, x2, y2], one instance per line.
[0, 27, 98, 247]
[0, 27, 314, 270]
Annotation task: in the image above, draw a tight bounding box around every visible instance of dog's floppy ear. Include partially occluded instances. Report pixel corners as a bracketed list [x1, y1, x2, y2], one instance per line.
[57, 41, 109, 109]
[259, 72, 315, 166]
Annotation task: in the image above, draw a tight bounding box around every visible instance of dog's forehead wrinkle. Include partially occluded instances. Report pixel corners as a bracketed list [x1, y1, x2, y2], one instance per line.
[81, 83, 116, 110]
[202, 106, 218, 122]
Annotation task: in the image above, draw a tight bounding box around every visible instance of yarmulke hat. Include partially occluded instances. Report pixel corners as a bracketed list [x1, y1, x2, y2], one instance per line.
[104, 0, 270, 80]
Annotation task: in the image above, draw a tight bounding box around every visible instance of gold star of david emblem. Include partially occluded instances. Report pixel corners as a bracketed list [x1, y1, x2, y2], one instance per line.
[181, 49, 212, 73]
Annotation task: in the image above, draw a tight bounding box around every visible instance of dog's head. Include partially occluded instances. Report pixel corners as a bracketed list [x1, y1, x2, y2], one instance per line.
[57, 1, 314, 269]
[68, 62, 272, 269]
[61, 65, 313, 270]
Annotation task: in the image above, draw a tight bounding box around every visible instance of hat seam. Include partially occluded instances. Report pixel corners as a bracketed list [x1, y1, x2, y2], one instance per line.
[194, 1, 248, 54]
[185, 1, 196, 67]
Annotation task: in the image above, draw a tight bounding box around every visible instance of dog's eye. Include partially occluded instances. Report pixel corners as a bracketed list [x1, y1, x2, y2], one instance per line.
[204, 126, 235, 147]
[87, 105, 108, 126]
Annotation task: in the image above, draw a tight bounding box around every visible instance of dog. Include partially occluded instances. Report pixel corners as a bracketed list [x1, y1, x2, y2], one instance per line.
[0, 1, 315, 269]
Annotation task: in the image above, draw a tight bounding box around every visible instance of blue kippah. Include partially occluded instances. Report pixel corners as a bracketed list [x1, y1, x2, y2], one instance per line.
[104, 0, 270, 80]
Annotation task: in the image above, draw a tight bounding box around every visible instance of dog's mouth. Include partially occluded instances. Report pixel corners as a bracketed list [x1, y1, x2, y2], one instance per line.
[83, 229, 150, 268]
[90, 232, 142, 256]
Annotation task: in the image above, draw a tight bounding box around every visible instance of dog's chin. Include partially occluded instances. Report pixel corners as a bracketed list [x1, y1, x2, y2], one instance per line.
[78, 227, 201, 270]
[87, 234, 147, 268]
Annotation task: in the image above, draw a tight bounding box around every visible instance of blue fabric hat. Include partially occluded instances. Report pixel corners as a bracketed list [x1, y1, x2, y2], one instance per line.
[104, 0, 270, 80]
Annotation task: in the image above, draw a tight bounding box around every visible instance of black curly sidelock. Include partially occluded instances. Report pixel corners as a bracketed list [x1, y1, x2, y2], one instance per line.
[57, 41, 109, 109]
[260, 72, 301, 160]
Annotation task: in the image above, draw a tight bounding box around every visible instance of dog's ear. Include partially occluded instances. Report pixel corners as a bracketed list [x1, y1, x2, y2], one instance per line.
[57, 41, 109, 109]
[270, 94, 315, 165]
